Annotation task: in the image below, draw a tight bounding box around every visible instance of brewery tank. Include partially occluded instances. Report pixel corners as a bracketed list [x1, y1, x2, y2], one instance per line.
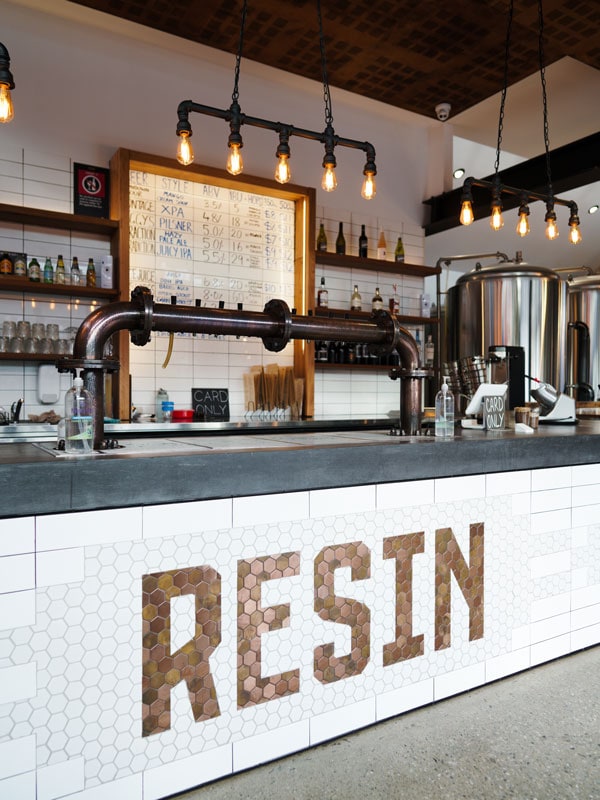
[566, 274, 600, 400]
[445, 261, 566, 396]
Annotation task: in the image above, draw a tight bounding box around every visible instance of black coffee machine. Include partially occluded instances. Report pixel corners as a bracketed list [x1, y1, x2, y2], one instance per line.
[488, 345, 525, 409]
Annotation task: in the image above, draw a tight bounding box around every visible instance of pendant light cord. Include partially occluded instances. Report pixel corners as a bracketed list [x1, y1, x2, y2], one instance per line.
[494, 0, 514, 177]
[538, 0, 553, 200]
[232, 0, 248, 103]
[317, 0, 334, 128]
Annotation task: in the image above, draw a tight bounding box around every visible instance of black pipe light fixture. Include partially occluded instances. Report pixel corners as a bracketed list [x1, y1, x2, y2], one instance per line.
[0, 42, 15, 124]
[459, 0, 582, 244]
[175, 0, 377, 199]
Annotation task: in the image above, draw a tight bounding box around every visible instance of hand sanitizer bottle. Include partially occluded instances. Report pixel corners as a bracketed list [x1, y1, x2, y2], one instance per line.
[435, 376, 454, 438]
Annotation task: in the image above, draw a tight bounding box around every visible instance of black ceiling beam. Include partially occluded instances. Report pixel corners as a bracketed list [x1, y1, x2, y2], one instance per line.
[423, 131, 600, 236]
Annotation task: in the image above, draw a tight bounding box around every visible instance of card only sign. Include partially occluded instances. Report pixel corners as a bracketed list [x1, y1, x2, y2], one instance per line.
[483, 393, 506, 430]
[192, 388, 230, 421]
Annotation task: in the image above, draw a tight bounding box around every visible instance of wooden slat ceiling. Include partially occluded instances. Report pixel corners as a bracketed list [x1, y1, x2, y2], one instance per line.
[69, 0, 600, 118]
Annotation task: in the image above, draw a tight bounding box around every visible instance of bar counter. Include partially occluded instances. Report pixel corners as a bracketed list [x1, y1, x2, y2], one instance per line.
[2, 418, 600, 517]
[1, 421, 599, 799]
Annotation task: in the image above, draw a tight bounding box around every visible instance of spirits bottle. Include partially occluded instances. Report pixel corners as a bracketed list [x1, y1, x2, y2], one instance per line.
[43, 257, 54, 283]
[371, 287, 384, 311]
[394, 237, 405, 263]
[86, 257, 96, 287]
[425, 334, 435, 367]
[55, 254, 66, 284]
[358, 224, 368, 258]
[389, 284, 400, 314]
[415, 329, 422, 362]
[335, 222, 346, 255]
[377, 230, 386, 259]
[316, 222, 328, 252]
[317, 276, 329, 307]
[70, 256, 81, 285]
[350, 284, 362, 311]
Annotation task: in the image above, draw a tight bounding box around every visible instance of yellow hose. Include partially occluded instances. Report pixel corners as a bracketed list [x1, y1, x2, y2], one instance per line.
[162, 332, 174, 369]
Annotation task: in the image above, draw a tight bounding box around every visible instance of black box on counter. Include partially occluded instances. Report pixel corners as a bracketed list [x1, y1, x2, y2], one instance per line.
[192, 388, 230, 421]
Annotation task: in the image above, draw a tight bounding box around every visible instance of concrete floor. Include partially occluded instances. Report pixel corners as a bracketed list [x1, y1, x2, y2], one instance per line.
[175, 646, 599, 800]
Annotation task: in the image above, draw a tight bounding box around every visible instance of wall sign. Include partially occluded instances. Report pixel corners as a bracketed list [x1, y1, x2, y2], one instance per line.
[74, 162, 110, 217]
[192, 387, 230, 420]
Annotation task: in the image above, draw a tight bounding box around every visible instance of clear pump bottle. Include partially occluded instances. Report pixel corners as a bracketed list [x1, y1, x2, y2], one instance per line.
[64, 376, 94, 453]
[435, 375, 454, 438]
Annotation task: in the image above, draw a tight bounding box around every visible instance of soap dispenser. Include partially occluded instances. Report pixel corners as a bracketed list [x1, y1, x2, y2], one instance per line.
[435, 375, 454, 438]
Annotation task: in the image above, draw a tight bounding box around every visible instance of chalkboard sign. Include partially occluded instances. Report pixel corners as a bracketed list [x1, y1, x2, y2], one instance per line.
[192, 388, 230, 421]
[483, 393, 506, 430]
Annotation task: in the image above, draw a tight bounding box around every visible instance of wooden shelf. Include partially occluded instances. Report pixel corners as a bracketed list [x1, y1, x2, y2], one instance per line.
[314, 307, 439, 325]
[315, 250, 440, 278]
[0, 353, 60, 363]
[315, 361, 394, 371]
[0, 275, 118, 299]
[0, 202, 118, 236]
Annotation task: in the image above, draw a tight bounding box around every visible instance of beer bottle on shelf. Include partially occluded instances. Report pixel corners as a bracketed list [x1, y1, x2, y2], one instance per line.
[86, 257, 96, 287]
[358, 224, 368, 257]
[335, 222, 346, 255]
[317, 276, 329, 307]
[70, 256, 81, 285]
[55, 254, 66, 284]
[28, 257, 41, 282]
[377, 230, 387, 259]
[394, 236, 405, 263]
[350, 284, 362, 311]
[43, 257, 54, 283]
[316, 222, 328, 252]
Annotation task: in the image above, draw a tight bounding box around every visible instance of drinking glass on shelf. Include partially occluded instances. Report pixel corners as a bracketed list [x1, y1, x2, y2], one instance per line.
[24, 337, 36, 353]
[32, 322, 46, 339]
[0, 336, 8, 352]
[40, 338, 53, 354]
[46, 323, 59, 340]
[17, 320, 31, 338]
[2, 320, 17, 338]
[9, 336, 24, 353]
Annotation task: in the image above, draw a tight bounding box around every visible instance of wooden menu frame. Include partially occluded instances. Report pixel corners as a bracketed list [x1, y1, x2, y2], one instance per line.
[109, 148, 316, 421]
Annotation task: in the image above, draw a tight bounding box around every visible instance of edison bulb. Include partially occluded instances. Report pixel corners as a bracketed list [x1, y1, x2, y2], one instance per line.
[227, 143, 244, 176]
[569, 223, 582, 244]
[176, 132, 194, 166]
[459, 199, 474, 226]
[274, 154, 291, 184]
[490, 204, 504, 231]
[516, 211, 530, 237]
[321, 164, 337, 192]
[545, 217, 559, 240]
[361, 172, 376, 200]
[0, 84, 14, 123]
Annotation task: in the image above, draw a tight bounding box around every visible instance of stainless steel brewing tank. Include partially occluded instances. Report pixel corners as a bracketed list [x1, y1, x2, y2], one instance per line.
[567, 275, 600, 399]
[445, 261, 566, 395]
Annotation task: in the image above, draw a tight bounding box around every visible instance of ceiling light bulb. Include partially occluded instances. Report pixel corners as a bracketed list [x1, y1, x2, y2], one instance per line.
[176, 131, 194, 166]
[588, 204, 599, 215]
[545, 217, 559, 240]
[516, 210, 530, 237]
[490, 203, 504, 231]
[361, 172, 376, 200]
[0, 84, 14, 123]
[459, 199, 474, 226]
[321, 164, 337, 192]
[569, 222, 582, 245]
[227, 143, 244, 176]
[453, 168, 465, 179]
[274, 153, 291, 184]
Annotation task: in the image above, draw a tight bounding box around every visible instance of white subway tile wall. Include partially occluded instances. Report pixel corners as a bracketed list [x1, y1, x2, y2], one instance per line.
[0, 464, 598, 799]
[0, 150, 112, 420]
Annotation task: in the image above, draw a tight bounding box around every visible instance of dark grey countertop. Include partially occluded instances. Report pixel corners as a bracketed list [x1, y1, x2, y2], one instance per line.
[1, 420, 600, 518]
